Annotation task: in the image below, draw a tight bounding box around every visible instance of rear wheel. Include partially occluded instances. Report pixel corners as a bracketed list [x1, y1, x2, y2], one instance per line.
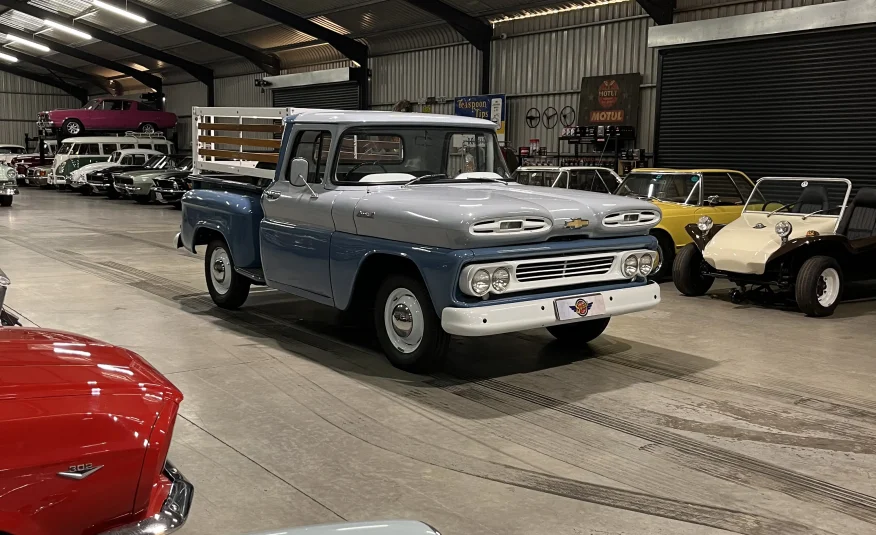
[374, 274, 449, 373]
[106, 187, 120, 199]
[547, 317, 610, 343]
[673, 243, 714, 296]
[205, 239, 251, 309]
[796, 256, 842, 317]
[0, 195, 12, 207]
[140, 123, 157, 134]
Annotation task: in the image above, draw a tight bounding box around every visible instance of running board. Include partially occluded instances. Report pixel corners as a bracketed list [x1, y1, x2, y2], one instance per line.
[234, 267, 266, 285]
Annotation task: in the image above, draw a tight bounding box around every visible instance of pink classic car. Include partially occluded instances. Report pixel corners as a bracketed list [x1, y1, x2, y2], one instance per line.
[38, 98, 177, 137]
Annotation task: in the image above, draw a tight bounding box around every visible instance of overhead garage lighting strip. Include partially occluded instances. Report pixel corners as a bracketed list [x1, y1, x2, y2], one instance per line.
[5, 34, 50, 52]
[43, 20, 92, 40]
[93, 0, 147, 24]
[0, 51, 17, 62]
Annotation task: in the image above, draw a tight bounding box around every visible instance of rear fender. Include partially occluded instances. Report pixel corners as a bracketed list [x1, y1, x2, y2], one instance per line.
[180, 189, 263, 268]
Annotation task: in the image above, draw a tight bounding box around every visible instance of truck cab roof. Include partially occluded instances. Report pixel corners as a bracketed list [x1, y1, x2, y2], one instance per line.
[285, 109, 498, 129]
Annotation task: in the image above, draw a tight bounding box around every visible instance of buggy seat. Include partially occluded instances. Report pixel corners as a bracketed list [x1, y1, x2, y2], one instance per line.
[838, 187, 876, 240]
[793, 185, 830, 214]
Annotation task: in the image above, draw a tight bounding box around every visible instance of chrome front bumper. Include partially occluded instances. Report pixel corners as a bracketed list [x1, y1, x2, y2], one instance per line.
[441, 282, 661, 336]
[1, 187, 19, 196]
[153, 188, 183, 203]
[123, 184, 148, 195]
[100, 461, 193, 535]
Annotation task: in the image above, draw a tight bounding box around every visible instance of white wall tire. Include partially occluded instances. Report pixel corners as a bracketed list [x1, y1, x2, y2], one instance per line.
[796, 256, 842, 317]
[205, 239, 250, 309]
[374, 274, 449, 372]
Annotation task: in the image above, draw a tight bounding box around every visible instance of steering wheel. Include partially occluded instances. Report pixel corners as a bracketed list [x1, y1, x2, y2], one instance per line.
[760, 200, 790, 212]
[345, 162, 388, 179]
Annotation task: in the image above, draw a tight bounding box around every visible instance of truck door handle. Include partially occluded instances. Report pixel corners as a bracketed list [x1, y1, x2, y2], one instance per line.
[265, 190, 281, 200]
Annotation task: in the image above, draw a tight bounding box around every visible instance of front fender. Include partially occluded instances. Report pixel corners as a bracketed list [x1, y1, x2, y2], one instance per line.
[685, 223, 725, 250]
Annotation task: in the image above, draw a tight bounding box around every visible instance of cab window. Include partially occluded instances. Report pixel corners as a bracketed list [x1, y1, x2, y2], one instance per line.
[74, 143, 101, 155]
[290, 130, 332, 184]
[138, 144, 152, 150]
[569, 169, 612, 192]
[100, 143, 118, 154]
[154, 144, 168, 154]
[702, 173, 745, 206]
[120, 143, 135, 150]
[120, 155, 134, 165]
[132, 154, 147, 165]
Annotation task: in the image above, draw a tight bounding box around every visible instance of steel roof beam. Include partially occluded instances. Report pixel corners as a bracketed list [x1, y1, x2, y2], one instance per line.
[0, 21, 161, 90]
[123, 0, 280, 75]
[637, 0, 675, 25]
[0, 62, 88, 102]
[400, 0, 492, 93]
[7, 49, 118, 94]
[223, 0, 368, 66]
[0, 0, 213, 86]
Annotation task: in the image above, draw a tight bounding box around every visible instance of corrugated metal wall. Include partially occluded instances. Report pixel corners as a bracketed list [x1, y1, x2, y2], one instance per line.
[0, 71, 80, 144]
[153, 0, 840, 156]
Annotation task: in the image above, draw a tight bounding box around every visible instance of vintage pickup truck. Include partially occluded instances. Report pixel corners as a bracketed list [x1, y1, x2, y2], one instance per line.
[177, 107, 663, 371]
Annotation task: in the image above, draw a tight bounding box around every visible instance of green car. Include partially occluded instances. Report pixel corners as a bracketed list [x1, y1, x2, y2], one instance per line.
[114, 155, 192, 204]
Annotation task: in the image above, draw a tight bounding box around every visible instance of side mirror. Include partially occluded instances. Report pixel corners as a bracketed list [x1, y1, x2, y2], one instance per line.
[288, 157, 309, 187]
[706, 195, 720, 206]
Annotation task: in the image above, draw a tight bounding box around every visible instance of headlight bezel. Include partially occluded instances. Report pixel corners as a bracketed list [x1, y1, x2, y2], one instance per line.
[6, 168, 16, 180]
[639, 253, 654, 276]
[491, 267, 511, 293]
[470, 269, 492, 296]
[460, 264, 514, 297]
[622, 254, 639, 278]
[775, 220, 793, 240]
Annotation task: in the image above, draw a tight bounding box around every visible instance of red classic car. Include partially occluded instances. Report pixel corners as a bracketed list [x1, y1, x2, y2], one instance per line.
[0, 327, 193, 535]
[38, 98, 178, 137]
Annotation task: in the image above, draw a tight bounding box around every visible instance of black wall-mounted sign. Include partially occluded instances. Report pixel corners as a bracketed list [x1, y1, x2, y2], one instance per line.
[579, 73, 641, 129]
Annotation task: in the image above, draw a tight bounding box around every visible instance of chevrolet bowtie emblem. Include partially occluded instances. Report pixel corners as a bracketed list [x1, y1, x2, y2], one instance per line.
[564, 218, 590, 229]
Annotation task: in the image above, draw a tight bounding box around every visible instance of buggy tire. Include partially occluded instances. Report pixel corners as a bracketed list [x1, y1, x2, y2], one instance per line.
[673, 243, 714, 296]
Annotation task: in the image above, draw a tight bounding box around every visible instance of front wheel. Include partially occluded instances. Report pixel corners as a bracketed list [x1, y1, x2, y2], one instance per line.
[673, 243, 715, 296]
[106, 187, 120, 199]
[547, 317, 610, 343]
[796, 256, 842, 317]
[0, 195, 12, 207]
[374, 274, 449, 372]
[62, 119, 83, 136]
[140, 123, 157, 134]
[650, 231, 675, 280]
[205, 239, 251, 309]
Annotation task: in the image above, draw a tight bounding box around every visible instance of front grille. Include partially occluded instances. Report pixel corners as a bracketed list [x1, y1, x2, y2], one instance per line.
[515, 254, 615, 282]
[155, 179, 175, 189]
[117, 177, 134, 185]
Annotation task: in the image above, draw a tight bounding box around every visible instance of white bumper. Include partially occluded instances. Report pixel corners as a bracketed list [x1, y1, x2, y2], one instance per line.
[441, 282, 660, 337]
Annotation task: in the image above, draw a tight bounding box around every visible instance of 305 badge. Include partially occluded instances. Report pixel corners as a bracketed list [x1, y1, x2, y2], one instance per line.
[554, 294, 606, 321]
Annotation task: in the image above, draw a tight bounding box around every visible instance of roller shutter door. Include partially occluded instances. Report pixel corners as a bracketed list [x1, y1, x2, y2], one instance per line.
[272, 81, 360, 109]
[655, 26, 876, 191]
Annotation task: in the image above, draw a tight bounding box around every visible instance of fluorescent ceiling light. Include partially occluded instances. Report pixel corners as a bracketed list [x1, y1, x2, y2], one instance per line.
[0, 52, 18, 63]
[43, 20, 92, 40]
[93, 1, 147, 24]
[6, 34, 50, 52]
[489, 0, 629, 24]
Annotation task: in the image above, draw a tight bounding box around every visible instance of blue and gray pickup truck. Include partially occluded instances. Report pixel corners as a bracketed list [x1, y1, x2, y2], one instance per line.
[177, 107, 663, 371]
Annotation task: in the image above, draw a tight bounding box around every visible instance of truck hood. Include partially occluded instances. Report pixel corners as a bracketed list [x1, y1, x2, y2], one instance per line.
[0, 328, 181, 402]
[352, 183, 661, 249]
[703, 213, 839, 275]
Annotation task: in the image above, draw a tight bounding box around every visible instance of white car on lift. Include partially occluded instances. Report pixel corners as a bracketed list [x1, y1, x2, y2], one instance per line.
[68, 148, 162, 193]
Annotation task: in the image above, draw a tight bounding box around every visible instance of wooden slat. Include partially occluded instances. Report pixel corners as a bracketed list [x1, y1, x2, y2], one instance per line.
[197, 122, 283, 133]
[200, 149, 278, 164]
[198, 135, 282, 149]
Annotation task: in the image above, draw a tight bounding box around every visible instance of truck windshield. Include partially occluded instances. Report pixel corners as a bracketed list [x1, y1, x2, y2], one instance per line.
[333, 127, 510, 184]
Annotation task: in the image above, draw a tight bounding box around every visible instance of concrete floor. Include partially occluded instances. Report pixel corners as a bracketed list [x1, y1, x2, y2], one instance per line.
[3, 188, 876, 535]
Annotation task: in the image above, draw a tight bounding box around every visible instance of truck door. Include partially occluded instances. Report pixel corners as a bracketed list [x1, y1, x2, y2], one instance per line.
[260, 129, 338, 301]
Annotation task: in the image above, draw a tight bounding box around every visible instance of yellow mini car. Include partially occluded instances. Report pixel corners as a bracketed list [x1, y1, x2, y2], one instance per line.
[615, 168, 756, 277]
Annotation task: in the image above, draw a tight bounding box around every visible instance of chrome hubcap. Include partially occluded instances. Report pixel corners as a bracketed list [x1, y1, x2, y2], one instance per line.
[67, 122, 79, 134]
[209, 248, 231, 294]
[816, 267, 840, 307]
[143, 125, 155, 133]
[384, 288, 424, 354]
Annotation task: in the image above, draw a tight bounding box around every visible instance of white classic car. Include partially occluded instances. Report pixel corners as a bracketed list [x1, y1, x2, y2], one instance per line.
[1, 163, 19, 207]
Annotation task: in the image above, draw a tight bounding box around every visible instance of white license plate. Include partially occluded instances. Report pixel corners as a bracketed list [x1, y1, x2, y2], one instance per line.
[554, 294, 606, 321]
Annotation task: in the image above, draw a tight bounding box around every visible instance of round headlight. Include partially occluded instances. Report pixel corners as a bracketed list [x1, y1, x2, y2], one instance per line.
[697, 215, 714, 232]
[775, 220, 792, 238]
[623, 255, 639, 278]
[471, 269, 491, 296]
[6, 168, 16, 179]
[639, 254, 654, 276]
[491, 267, 510, 293]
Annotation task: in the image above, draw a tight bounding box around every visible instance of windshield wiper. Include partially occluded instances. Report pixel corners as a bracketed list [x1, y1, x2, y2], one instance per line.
[801, 209, 824, 220]
[766, 203, 795, 217]
[403, 173, 447, 187]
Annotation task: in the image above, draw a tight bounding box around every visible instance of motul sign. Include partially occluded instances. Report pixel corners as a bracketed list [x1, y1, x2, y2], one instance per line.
[579, 73, 642, 128]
